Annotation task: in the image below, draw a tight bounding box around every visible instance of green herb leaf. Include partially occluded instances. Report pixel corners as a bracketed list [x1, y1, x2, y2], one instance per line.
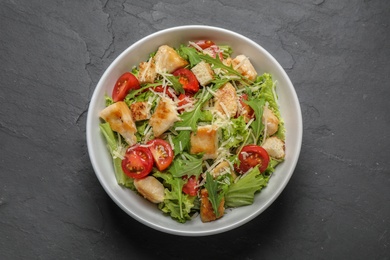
[177, 45, 203, 67]
[168, 153, 203, 178]
[204, 172, 225, 218]
[244, 98, 265, 145]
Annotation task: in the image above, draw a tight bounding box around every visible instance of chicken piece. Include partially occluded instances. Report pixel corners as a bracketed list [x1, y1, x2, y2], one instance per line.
[99, 101, 137, 145]
[262, 136, 285, 159]
[200, 189, 225, 222]
[153, 45, 188, 74]
[149, 97, 180, 137]
[211, 161, 231, 178]
[262, 106, 279, 136]
[214, 82, 238, 118]
[190, 125, 218, 160]
[130, 101, 151, 121]
[191, 61, 214, 86]
[232, 55, 258, 81]
[138, 59, 157, 84]
[134, 176, 165, 203]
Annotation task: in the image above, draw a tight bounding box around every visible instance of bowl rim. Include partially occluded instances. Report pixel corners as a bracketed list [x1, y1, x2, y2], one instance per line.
[86, 25, 302, 236]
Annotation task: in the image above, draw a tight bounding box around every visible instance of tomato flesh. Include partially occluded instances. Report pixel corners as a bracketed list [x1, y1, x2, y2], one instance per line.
[236, 145, 270, 174]
[147, 139, 174, 171]
[112, 72, 140, 102]
[172, 68, 199, 94]
[182, 175, 198, 196]
[195, 40, 216, 49]
[152, 85, 177, 99]
[122, 146, 153, 179]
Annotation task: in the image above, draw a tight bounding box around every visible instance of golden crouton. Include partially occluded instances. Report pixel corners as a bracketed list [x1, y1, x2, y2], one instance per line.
[99, 101, 137, 145]
[200, 189, 225, 222]
[262, 136, 285, 159]
[190, 125, 218, 159]
[153, 45, 188, 73]
[191, 61, 214, 86]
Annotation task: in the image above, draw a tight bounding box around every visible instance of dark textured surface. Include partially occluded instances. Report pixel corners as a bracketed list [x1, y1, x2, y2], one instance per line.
[1, 0, 389, 259]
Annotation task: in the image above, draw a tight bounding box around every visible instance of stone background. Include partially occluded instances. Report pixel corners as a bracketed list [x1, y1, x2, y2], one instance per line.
[1, 0, 389, 259]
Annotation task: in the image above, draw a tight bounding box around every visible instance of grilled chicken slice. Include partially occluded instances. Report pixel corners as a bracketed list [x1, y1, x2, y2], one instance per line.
[153, 45, 188, 74]
[134, 176, 165, 203]
[149, 97, 180, 137]
[99, 101, 137, 145]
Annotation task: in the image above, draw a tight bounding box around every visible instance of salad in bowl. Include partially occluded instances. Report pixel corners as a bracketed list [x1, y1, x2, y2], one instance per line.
[87, 25, 302, 236]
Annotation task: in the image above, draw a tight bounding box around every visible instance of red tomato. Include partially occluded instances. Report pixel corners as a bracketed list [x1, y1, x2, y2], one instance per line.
[236, 145, 270, 174]
[122, 146, 153, 179]
[152, 85, 177, 99]
[194, 40, 216, 49]
[182, 175, 198, 196]
[112, 72, 140, 102]
[172, 68, 199, 94]
[147, 139, 174, 171]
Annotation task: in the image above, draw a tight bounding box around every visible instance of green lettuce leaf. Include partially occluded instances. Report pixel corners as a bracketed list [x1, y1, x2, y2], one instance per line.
[153, 171, 195, 223]
[168, 153, 203, 178]
[99, 123, 134, 188]
[224, 167, 269, 208]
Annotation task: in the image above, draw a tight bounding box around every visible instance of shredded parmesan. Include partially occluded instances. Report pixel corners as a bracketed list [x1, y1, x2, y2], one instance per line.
[167, 134, 174, 149]
[175, 126, 192, 131]
[219, 102, 230, 119]
[233, 56, 249, 70]
[188, 41, 203, 52]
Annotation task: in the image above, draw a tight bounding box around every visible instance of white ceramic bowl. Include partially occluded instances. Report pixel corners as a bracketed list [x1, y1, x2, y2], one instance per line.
[86, 25, 302, 236]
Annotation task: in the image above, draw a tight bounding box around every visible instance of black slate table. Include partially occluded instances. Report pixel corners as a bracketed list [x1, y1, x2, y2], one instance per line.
[1, 1, 389, 259]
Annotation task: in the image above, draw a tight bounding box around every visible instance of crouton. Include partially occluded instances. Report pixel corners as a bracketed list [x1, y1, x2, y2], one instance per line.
[149, 97, 180, 137]
[262, 106, 279, 136]
[99, 101, 137, 145]
[200, 189, 225, 222]
[153, 45, 188, 73]
[138, 59, 157, 84]
[214, 82, 238, 118]
[232, 55, 258, 81]
[190, 125, 218, 160]
[262, 136, 285, 159]
[130, 101, 151, 121]
[191, 61, 214, 86]
[134, 176, 165, 203]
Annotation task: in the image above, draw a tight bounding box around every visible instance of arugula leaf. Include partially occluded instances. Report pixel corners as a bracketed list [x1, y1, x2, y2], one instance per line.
[164, 74, 184, 94]
[244, 98, 265, 145]
[204, 172, 226, 218]
[198, 53, 251, 83]
[177, 45, 202, 67]
[168, 153, 203, 178]
[224, 167, 269, 207]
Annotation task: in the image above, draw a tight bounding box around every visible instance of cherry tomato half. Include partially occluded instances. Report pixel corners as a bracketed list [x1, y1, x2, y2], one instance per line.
[147, 139, 174, 171]
[112, 72, 140, 102]
[182, 175, 198, 196]
[172, 68, 199, 94]
[152, 85, 177, 99]
[122, 146, 153, 179]
[194, 40, 216, 49]
[236, 145, 270, 174]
